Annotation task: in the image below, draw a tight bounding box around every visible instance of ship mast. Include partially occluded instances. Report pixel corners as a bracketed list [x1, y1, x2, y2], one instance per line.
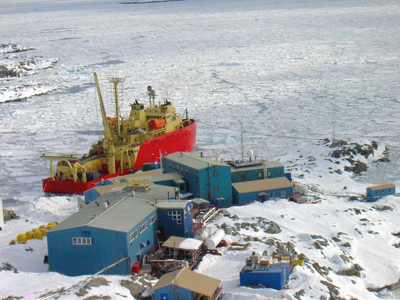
[109, 76, 125, 135]
[93, 72, 116, 174]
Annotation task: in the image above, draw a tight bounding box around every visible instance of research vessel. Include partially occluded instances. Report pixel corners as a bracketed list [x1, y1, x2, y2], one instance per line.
[42, 72, 196, 194]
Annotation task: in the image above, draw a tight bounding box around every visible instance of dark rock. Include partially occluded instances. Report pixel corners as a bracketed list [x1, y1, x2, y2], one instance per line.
[298, 253, 309, 263]
[264, 221, 282, 234]
[339, 255, 350, 263]
[336, 267, 361, 277]
[340, 242, 351, 248]
[373, 205, 393, 211]
[76, 277, 110, 297]
[312, 262, 329, 276]
[320, 280, 342, 299]
[121, 280, 146, 298]
[294, 289, 305, 299]
[83, 296, 111, 300]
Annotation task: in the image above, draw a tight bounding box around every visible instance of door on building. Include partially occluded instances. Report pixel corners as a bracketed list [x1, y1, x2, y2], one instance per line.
[158, 226, 165, 241]
[258, 192, 268, 203]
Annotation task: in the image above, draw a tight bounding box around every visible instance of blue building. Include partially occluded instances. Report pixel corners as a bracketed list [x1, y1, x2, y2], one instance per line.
[240, 263, 289, 290]
[232, 177, 294, 205]
[265, 161, 285, 179]
[366, 183, 396, 202]
[163, 152, 233, 206]
[230, 161, 265, 183]
[84, 169, 164, 204]
[48, 183, 193, 276]
[153, 268, 222, 300]
[151, 200, 194, 240]
[47, 190, 159, 276]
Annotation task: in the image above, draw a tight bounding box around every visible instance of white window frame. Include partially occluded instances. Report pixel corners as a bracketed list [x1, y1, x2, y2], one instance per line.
[281, 190, 286, 197]
[72, 237, 92, 245]
[150, 214, 157, 225]
[140, 221, 148, 234]
[129, 230, 138, 243]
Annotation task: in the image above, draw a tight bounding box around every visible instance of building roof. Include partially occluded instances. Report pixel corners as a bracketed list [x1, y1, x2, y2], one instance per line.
[153, 268, 221, 297]
[150, 200, 190, 209]
[149, 172, 185, 183]
[162, 236, 202, 250]
[50, 184, 180, 233]
[91, 183, 124, 196]
[367, 183, 395, 191]
[230, 160, 283, 173]
[232, 177, 293, 194]
[117, 169, 162, 181]
[163, 152, 227, 170]
[191, 198, 210, 205]
[265, 161, 284, 168]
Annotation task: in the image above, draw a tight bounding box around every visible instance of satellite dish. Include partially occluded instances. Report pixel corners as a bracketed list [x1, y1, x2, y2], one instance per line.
[247, 150, 254, 158]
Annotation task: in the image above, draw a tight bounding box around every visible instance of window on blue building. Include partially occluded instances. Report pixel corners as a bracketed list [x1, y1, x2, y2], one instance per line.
[241, 174, 246, 180]
[214, 185, 219, 191]
[170, 211, 182, 223]
[129, 230, 138, 243]
[213, 170, 218, 177]
[258, 172, 262, 178]
[140, 221, 148, 233]
[196, 172, 198, 178]
[281, 190, 286, 197]
[277, 170, 281, 176]
[150, 214, 157, 225]
[267, 171, 272, 177]
[72, 237, 92, 245]
[269, 192, 274, 198]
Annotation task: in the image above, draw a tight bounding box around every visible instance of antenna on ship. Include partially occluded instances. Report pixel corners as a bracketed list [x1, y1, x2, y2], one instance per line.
[147, 86, 156, 109]
[108, 76, 125, 136]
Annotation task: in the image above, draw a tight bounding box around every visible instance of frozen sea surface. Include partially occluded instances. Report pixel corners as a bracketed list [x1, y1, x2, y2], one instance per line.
[0, 0, 399, 197]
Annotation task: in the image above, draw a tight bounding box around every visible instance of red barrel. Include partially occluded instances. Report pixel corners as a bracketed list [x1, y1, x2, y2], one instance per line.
[132, 262, 140, 274]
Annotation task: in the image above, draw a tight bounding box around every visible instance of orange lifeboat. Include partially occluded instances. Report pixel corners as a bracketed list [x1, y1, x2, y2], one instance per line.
[149, 119, 165, 130]
[107, 117, 117, 125]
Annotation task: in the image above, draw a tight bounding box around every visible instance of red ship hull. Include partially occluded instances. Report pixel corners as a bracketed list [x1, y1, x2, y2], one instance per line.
[43, 120, 197, 194]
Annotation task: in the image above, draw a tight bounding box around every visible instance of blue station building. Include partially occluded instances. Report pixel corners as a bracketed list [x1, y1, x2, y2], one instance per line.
[153, 268, 222, 300]
[366, 183, 396, 202]
[47, 184, 194, 276]
[162, 152, 293, 206]
[47, 152, 293, 276]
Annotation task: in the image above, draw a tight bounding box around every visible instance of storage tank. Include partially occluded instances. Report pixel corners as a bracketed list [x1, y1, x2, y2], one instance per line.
[205, 229, 225, 249]
[17, 234, 27, 244]
[25, 231, 33, 240]
[33, 231, 43, 240]
[194, 228, 211, 242]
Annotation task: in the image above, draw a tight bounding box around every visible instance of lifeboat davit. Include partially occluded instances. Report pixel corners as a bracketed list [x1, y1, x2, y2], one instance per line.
[149, 119, 165, 130]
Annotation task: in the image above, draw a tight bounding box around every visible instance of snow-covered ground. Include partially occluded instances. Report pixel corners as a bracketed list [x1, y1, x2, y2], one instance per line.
[1, 0, 400, 299]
